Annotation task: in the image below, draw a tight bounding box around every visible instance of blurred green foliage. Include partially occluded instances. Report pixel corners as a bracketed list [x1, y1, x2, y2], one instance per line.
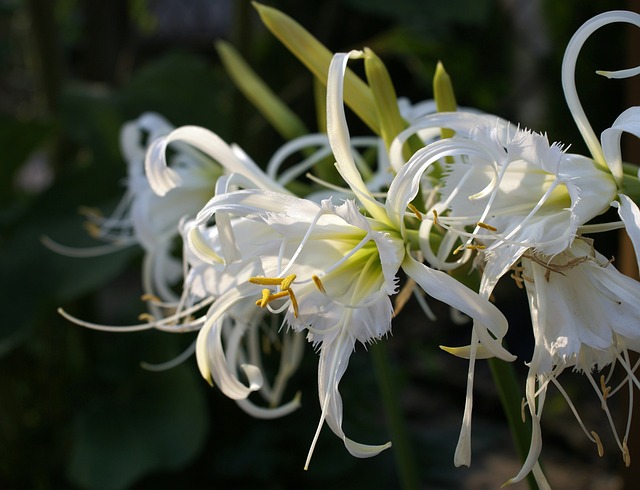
[0, 0, 632, 488]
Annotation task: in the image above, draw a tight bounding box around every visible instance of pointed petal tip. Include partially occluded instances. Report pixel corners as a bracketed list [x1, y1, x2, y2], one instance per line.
[439, 344, 496, 360]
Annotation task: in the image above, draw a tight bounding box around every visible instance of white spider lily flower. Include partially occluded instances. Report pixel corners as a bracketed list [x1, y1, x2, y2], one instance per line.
[187, 51, 510, 467]
[385, 110, 616, 469]
[83, 113, 223, 304]
[499, 11, 640, 484]
[182, 214, 305, 419]
[507, 238, 640, 486]
[187, 191, 404, 463]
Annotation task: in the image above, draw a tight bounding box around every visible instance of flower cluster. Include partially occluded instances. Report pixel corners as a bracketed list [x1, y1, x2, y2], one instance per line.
[58, 6, 640, 489]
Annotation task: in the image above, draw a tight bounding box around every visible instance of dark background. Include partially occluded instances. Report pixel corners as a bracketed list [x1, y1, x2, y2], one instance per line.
[1, 0, 638, 488]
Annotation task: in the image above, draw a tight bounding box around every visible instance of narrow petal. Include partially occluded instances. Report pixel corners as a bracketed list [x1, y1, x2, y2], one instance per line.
[602, 107, 640, 184]
[316, 330, 391, 460]
[562, 11, 640, 166]
[401, 254, 514, 361]
[195, 285, 264, 399]
[327, 51, 389, 224]
[614, 194, 640, 273]
[145, 125, 287, 196]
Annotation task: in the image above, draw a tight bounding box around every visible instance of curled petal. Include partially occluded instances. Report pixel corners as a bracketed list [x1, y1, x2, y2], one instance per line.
[145, 125, 287, 196]
[306, 330, 391, 469]
[401, 253, 514, 361]
[613, 194, 640, 281]
[602, 107, 640, 184]
[562, 10, 640, 165]
[195, 286, 264, 399]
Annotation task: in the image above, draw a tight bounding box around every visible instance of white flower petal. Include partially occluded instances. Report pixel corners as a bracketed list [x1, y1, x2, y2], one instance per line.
[602, 107, 640, 184]
[401, 254, 514, 361]
[195, 285, 264, 399]
[613, 194, 640, 275]
[327, 51, 389, 223]
[145, 125, 287, 196]
[562, 11, 640, 165]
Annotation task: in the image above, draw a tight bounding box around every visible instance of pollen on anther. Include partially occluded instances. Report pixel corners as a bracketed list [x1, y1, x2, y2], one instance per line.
[407, 203, 423, 221]
[623, 438, 631, 467]
[312, 275, 326, 293]
[280, 274, 297, 291]
[477, 221, 498, 232]
[138, 312, 155, 322]
[141, 293, 161, 303]
[83, 222, 102, 238]
[250, 276, 284, 286]
[591, 431, 604, 457]
[600, 375, 612, 399]
[257, 288, 271, 308]
[288, 288, 299, 318]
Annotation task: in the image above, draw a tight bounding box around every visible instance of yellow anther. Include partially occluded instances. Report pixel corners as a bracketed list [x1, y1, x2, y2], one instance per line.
[407, 203, 423, 221]
[288, 288, 299, 318]
[257, 288, 272, 307]
[138, 312, 155, 322]
[78, 205, 102, 218]
[591, 431, 604, 457]
[477, 221, 497, 232]
[623, 438, 631, 467]
[250, 276, 286, 286]
[83, 222, 102, 238]
[312, 275, 326, 293]
[141, 293, 161, 303]
[432, 209, 439, 225]
[266, 290, 292, 301]
[280, 274, 297, 291]
[465, 244, 486, 250]
[600, 375, 612, 399]
[250, 274, 298, 317]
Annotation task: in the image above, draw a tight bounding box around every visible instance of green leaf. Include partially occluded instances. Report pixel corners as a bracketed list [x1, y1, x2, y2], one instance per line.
[216, 40, 309, 140]
[254, 2, 380, 135]
[68, 363, 209, 490]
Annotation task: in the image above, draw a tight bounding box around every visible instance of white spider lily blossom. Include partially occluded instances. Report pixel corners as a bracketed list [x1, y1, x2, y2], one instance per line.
[187, 191, 404, 463]
[187, 50, 510, 468]
[385, 108, 616, 469]
[509, 238, 640, 486]
[499, 11, 640, 484]
[75, 113, 223, 304]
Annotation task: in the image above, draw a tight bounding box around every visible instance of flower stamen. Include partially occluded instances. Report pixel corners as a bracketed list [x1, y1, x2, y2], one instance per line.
[591, 431, 605, 457]
[312, 275, 326, 293]
[251, 274, 299, 318]
[476, 221, 497, 232]
[407, 203, 423, 220]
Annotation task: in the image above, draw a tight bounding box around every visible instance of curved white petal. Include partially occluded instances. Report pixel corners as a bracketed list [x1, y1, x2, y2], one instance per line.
[145, 125, 287, 196]
[235, 392, 302, 419]
[562, 10, 640, 165]
[315, 330, 391, 461]
[613, 194, 640, 274]
[327, 51, 388, 223]
[195, 286, 264, 399]
[401, 253, 514, 361]
[602, 107, 640, 184]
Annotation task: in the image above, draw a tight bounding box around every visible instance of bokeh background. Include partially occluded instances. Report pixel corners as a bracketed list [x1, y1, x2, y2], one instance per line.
[1, 0, 639, 488]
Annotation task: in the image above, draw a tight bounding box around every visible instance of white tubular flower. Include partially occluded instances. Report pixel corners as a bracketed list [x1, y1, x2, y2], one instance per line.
[507, 238, 640, 485]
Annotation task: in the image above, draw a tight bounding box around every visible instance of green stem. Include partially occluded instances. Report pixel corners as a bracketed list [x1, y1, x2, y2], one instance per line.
[488, 357, 539, 490]
[370, 341, 420, 490]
